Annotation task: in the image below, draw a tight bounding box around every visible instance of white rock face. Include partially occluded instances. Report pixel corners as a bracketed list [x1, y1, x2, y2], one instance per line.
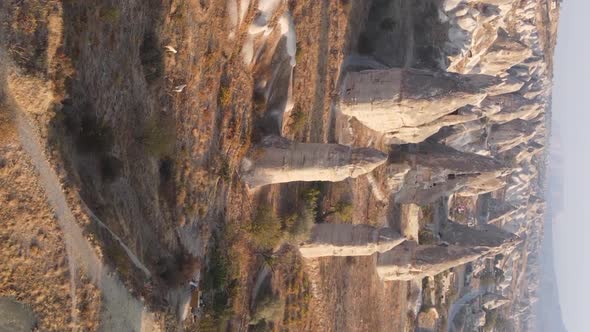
[387, 142, 508, 204]
[377, 242, 491, 281]
[299, 224, 405, 258]
[242, 136, 387, 187]
[339, 68, 522, 134]
[489, 119, 538, 153]
[376, 220, 518, 281]
[386, 109, 481, 144]
[481, 293, 510, 310]
[481, 92, 542, 124]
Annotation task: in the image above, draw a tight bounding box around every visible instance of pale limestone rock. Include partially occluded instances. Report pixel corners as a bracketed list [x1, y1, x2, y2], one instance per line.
[242, 136, 387, 187]
[489, 119, 538, 153]
[474, 30, 532, 75]
[433, 118, 490, 156]
[486, 199, 518, 225]
[459, 173, 507, 196]
[388, 142, 507, 204]
[377, 222, 518, 280]
[482, 293, 510, 310]
[386, 109, 481, 144]
[481, 92, 543, 124]
[339, 68, 522, 134]
[298, 224, 405, 258]
[473, 310, 487, 327]
[440, 221, 520, 248]
[377, 242, 490, 281]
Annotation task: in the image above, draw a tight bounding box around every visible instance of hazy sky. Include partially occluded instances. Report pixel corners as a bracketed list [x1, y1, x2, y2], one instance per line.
[552, 1, 590, 331]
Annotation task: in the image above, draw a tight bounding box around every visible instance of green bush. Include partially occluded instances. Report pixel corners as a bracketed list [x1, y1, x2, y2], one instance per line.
[99, 6, 120, 23]
[219, 86, 232, 107]
[288, 107, 307, 134]
[418, 228, 437, 245]
[333, 201, 353, 223]
[285, 207, 314, 243]
[250, 292, 285, 325]
[140, 114, 175, 157]
[248, 206, 283, 251]
[100, 155, 123, 182]
[77, 115, 114, 154]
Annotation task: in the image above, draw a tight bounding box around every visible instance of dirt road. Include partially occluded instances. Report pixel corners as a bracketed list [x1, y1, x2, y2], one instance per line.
[15, 111, 158, 331]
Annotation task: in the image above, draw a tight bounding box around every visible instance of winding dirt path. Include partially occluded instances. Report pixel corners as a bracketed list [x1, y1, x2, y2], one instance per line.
[15, 111, 158, 331]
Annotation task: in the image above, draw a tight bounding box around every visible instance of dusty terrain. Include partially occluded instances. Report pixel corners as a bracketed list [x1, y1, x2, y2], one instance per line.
[1, 0, 561, 331]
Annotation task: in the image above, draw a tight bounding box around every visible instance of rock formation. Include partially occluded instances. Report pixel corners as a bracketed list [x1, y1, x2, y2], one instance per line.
[386, 142, 508, 204]
[480, 93, 543, 125]
[488, 118, 538, 153]
[481, 293, 511, 310]
[439, 221, 520, 249]
[376, 236, 516, 281]
[242, 136, 387, 187]
[298, 224, 405, 258]
[339, 68, 523, 135]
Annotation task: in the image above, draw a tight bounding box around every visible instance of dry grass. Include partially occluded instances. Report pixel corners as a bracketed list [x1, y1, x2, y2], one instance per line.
[0, 144, 101, 331]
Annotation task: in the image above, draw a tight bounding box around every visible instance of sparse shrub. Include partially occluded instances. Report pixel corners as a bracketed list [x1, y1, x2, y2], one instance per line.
[253, 92, 267, 115]
[418, 228, 437, 245]
[248, 206, 283, 251]
[159, 157, 174, 182]
[199, 229, 241, 330]
[295, 43, 303, 64]
[250, 285, 285, 326]
[140, 113, 175, 157]
[285, 207, 314, 243]
[99, 6, 120, 23]
[218, 158, 231, 181]
[421, 204, 434, 222]
[302, 187, 320, 212]
[357, 32, 374, 55]
[77, 115, 114, 154]
[332, 201, 353, 223]
[100, 155, 123, 182]
[139, 32, 163, 82]
[219, 86, 232, 107]
[380, 17, 397, 31]
[288, 107, 307, 134]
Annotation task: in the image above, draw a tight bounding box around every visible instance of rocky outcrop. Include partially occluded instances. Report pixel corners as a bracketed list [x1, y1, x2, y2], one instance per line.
[488, 119, 538, 153]
[481, 93, 543, 124]
[298, 224, 405, 258]
[441, 0, 530, 76]
[242, 136, 387, 187]
[387, 142, 507, 204]
[376, 221, 518, 280]
[339, 68, 523, 134]
[377, 242, 492, 281]
[481, 293, 510, 310]
[439, 222, 520, 249]
[386, 107, 481, 144]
